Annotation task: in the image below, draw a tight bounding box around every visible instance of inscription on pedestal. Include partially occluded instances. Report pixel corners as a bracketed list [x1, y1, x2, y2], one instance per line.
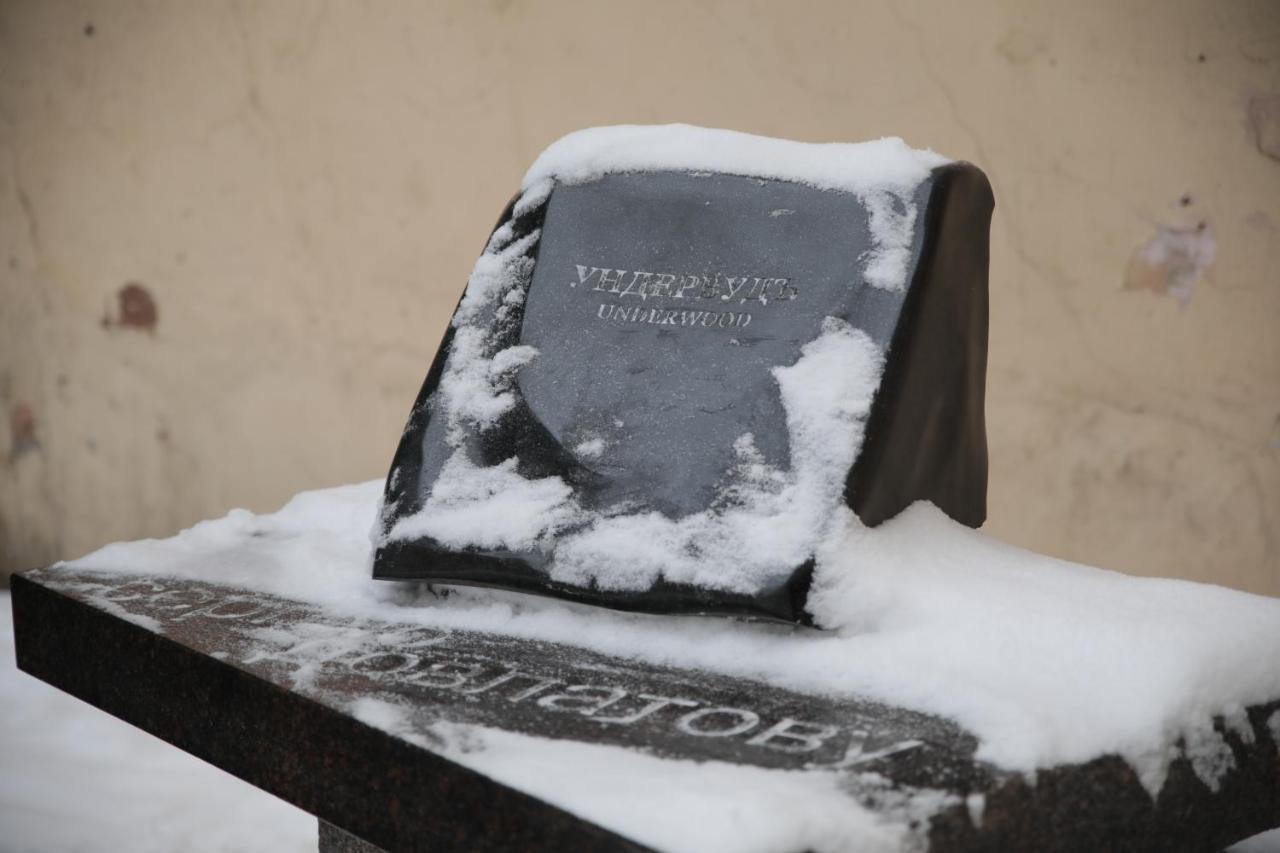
[51, 570, 980, 785]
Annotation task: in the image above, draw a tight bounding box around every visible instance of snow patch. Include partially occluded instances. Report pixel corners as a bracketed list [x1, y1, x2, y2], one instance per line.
[526, 125, 944, 296]
[1223, 706, 1256, 745]
[1182, 722, 1236, 793]
[390, 452, 583, 552]
[0, 592, 314, 852]
[524, 124, 948, 198]
[1229, 828, 1280, 852]
[351, 698, 922, 853]
[545, 319, 881, 593]
[573, 437, 606, 459]
[861, 190, 919, 291]
[438, 330, 537, 437]
[453, 227, 539, 328]
[965, 792, 986, 829]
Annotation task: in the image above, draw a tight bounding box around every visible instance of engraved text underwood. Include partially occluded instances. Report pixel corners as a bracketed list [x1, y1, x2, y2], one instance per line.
[570, 263, 797, 331]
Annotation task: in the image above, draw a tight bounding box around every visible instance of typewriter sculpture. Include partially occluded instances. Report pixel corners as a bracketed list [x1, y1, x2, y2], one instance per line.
[373, 125, 993, 625]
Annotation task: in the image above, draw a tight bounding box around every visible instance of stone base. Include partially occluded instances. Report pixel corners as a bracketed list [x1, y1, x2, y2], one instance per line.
[11, 567, 1280, 852]
[320, 820, 386, 853]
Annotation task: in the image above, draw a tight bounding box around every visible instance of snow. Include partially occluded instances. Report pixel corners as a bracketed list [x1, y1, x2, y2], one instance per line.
[451, 226, 538, 329]
[860, 190, 920, 290]
[523, 124, 948, 198]
[62, 480, 1280, 809]
[350, 699, 924, 853]
[390, 452, 582, 551]
[807, 508, 1280, 795]
[573, 437, 606, 459]
[547, 319, 883, 593]
[0, 591, 315, 853]
[1233, 829, 1280, 853]
[964, 792, 985, 829]
[390, 319, 883, 595]
[525, 124, 945, 293]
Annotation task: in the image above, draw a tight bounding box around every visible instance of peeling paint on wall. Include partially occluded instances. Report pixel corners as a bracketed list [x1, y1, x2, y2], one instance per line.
[102, 283, 158, 332]
[8, 402, 38, 462]
[1123, 222, 1216, 307]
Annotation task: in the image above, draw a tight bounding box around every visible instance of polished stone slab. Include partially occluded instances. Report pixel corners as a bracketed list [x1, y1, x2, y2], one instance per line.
[11, 567, 1280, 851]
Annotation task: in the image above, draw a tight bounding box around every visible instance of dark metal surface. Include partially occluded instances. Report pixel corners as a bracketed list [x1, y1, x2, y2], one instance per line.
[374, 165, 993, 623]
[518, 171, 920, 518]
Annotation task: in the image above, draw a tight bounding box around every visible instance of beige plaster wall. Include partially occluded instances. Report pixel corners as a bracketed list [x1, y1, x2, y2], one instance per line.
[2, 0, 1277, 595]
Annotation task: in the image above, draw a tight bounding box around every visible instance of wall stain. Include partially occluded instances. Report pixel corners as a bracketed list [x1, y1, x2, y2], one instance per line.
[1245, 210, 1275, 232]
[996, 28, 1049, 65]
[16, 187, 41, 254]
[9, 402, 38, 462]
[1247, 94, 1280, 161]
[102, 282, 159, 332]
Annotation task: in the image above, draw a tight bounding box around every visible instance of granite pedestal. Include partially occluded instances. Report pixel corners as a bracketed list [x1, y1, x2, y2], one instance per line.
[10, 567, 1280, 851]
